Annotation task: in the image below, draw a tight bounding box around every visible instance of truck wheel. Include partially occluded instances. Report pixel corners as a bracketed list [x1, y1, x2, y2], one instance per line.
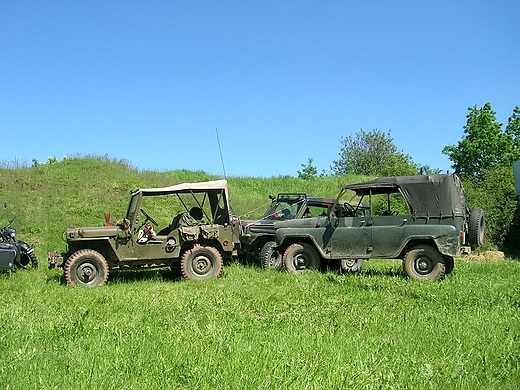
[444, 256, 454, 274]
[284, 243, 320, 273]
[181, 244, 223, 280]
[64, 249, 109, 287]
[468, 207, 485, 247]
[403, 245, 446, 281]
[259, 241, 282, 269]
[340, 258, 364, 273]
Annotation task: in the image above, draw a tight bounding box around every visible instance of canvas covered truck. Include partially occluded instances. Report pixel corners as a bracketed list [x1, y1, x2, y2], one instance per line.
[273, 174, 485, 280]
[48, 180, 241, 287]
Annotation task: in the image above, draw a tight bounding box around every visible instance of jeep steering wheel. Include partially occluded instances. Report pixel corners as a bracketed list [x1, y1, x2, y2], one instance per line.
[140, 209, 158, 226]
[343, 202, 358, 217]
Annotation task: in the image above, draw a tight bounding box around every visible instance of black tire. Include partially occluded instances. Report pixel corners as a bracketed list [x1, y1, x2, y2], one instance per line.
[444, 256, 454, 274]
[284, 243, 320, 273]
[64, 249, 109, 287]
[181, 244, 223, 280]
[403, 245, 446, 281]
[259, 241, 282, 269]
[14, 249, 38, 269]
[340, 258, 364, 273]
[15, 242, 38, 269]
[20, 250, 38, 269]
[468, 207, 485, 247]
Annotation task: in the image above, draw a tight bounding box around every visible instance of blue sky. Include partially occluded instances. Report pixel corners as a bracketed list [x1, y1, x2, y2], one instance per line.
[1, 1, 519, 177]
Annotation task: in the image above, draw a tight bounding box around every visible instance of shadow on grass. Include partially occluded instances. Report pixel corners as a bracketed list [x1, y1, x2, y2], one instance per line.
[48, 266, 184, 286]
[110, 267, 184, 284]
[324, 266, 404, 283]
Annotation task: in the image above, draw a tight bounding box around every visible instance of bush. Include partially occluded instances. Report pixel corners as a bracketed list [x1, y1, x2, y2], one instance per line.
[462, 166, 519, 253]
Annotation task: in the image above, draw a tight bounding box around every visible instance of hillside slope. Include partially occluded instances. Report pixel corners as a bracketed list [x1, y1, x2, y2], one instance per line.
[0, 157, 365, 261]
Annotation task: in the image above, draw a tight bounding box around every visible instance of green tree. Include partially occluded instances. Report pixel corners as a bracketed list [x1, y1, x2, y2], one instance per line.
[507, 106, 520, 153]
[331, 129, 417, 176]
[462, 166, 518, 251]
[298, 158, 318, 180]
[442, 103, 520, 178]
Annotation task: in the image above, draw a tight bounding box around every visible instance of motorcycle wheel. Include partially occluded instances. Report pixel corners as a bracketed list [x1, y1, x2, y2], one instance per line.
[15, 250, 38, 269]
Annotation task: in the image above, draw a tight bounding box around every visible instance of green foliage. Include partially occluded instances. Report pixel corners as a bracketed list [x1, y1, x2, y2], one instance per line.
[462, 166, 519, 253]
[331, 129, 418, 177]
[297, 157, 319, 180]
[443, 103, 520, 179]
[1, 259, 519, 389]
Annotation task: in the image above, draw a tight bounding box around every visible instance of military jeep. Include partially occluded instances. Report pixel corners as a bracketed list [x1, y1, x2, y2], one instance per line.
[48, 180, 240, 287]
[273, 174, 484, 280]
[241, 193, 358, 268]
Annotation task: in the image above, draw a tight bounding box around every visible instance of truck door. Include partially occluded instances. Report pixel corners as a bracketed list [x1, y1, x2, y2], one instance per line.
[329, 215, 372, 258]
[369, 214, 410, 258]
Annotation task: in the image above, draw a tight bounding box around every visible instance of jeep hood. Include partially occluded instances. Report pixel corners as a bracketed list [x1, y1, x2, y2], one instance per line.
[341, 174, 467, 218]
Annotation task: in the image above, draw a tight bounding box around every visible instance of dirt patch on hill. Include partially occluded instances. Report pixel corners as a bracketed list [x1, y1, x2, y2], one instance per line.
[465, 251, 506, 261]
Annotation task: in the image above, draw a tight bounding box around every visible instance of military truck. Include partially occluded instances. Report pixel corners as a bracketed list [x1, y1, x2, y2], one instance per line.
[241, 193, 360, 268]
[48, 180, 240, 287]
[273, 174, 484, 280]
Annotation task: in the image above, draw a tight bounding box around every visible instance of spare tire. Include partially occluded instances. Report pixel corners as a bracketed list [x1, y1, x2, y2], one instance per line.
[468, 207, 485, 247]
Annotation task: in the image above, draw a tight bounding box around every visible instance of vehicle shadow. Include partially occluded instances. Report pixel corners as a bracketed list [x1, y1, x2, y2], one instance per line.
[110, 268, 184, 284]
[47, 267, 184, 286]
[324, 266, 404, 282]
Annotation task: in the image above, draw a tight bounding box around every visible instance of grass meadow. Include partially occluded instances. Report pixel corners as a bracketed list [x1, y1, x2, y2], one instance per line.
[2, 259, 519, 389]
[0, 157, 519, 389]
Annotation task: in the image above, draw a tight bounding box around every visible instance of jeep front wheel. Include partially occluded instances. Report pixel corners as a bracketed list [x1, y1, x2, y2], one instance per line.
[284, 243, 320, 273]
[64, 249, 109, 287]
[403, 245, 446, 281]
[259, 241, 282, 269]
[181, 244, 223, 280]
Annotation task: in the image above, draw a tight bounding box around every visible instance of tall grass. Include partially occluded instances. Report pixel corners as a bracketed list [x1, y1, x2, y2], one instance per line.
[0, 157, 519, 389]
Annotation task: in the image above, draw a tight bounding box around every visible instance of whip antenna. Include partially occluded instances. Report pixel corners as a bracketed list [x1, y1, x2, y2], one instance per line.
[216, 128, 227, 179]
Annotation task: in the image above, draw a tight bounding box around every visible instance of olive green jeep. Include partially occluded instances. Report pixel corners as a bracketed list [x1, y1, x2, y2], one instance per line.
[241, 193, 368, 269]
[273, 174, 484, 280]
[48, 180, 240, 287]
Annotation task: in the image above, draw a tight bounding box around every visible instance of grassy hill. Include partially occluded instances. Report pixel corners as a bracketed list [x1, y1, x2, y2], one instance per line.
[1, 157, 519, 389]
[0, 156, 367, 260]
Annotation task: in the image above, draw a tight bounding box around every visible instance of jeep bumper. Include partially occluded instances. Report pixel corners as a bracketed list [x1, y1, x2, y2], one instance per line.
[48, 250, 65, 268]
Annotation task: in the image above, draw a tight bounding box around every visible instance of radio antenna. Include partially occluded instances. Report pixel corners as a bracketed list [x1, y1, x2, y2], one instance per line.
[215, 128, 227, 179]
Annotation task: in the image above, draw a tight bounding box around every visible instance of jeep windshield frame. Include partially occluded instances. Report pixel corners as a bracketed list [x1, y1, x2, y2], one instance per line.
[338, 174, 468, 218]
[126, 179, 232, 226]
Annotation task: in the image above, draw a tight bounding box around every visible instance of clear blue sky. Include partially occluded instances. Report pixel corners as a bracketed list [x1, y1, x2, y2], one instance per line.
[1, 1, 519, 177]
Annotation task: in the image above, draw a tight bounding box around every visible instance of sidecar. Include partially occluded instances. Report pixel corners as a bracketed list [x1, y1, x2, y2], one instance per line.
[0, 242, 19, 268]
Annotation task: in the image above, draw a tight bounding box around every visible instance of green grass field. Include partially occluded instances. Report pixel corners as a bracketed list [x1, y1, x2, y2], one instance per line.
[1, 259, 519, 389]
[1, 157, 519, 389]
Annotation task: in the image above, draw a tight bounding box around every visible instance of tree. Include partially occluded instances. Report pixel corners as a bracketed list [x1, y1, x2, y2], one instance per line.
[442, 103, 520, 178]
[507, 106, 520, 153]
[297, 158, 318, 180]
[331, 129, 417, 176]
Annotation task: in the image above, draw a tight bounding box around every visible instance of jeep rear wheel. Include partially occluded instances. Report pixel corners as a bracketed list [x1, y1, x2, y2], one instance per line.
[340, 258, 364, 273]
[181, 244, 223, 280]
[444, 256, 454, 274]
[284, 243, 320, 273]
[403, 245, 446, 281]
[64, 249, 109, 287]
[259, 241, 282, 269]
